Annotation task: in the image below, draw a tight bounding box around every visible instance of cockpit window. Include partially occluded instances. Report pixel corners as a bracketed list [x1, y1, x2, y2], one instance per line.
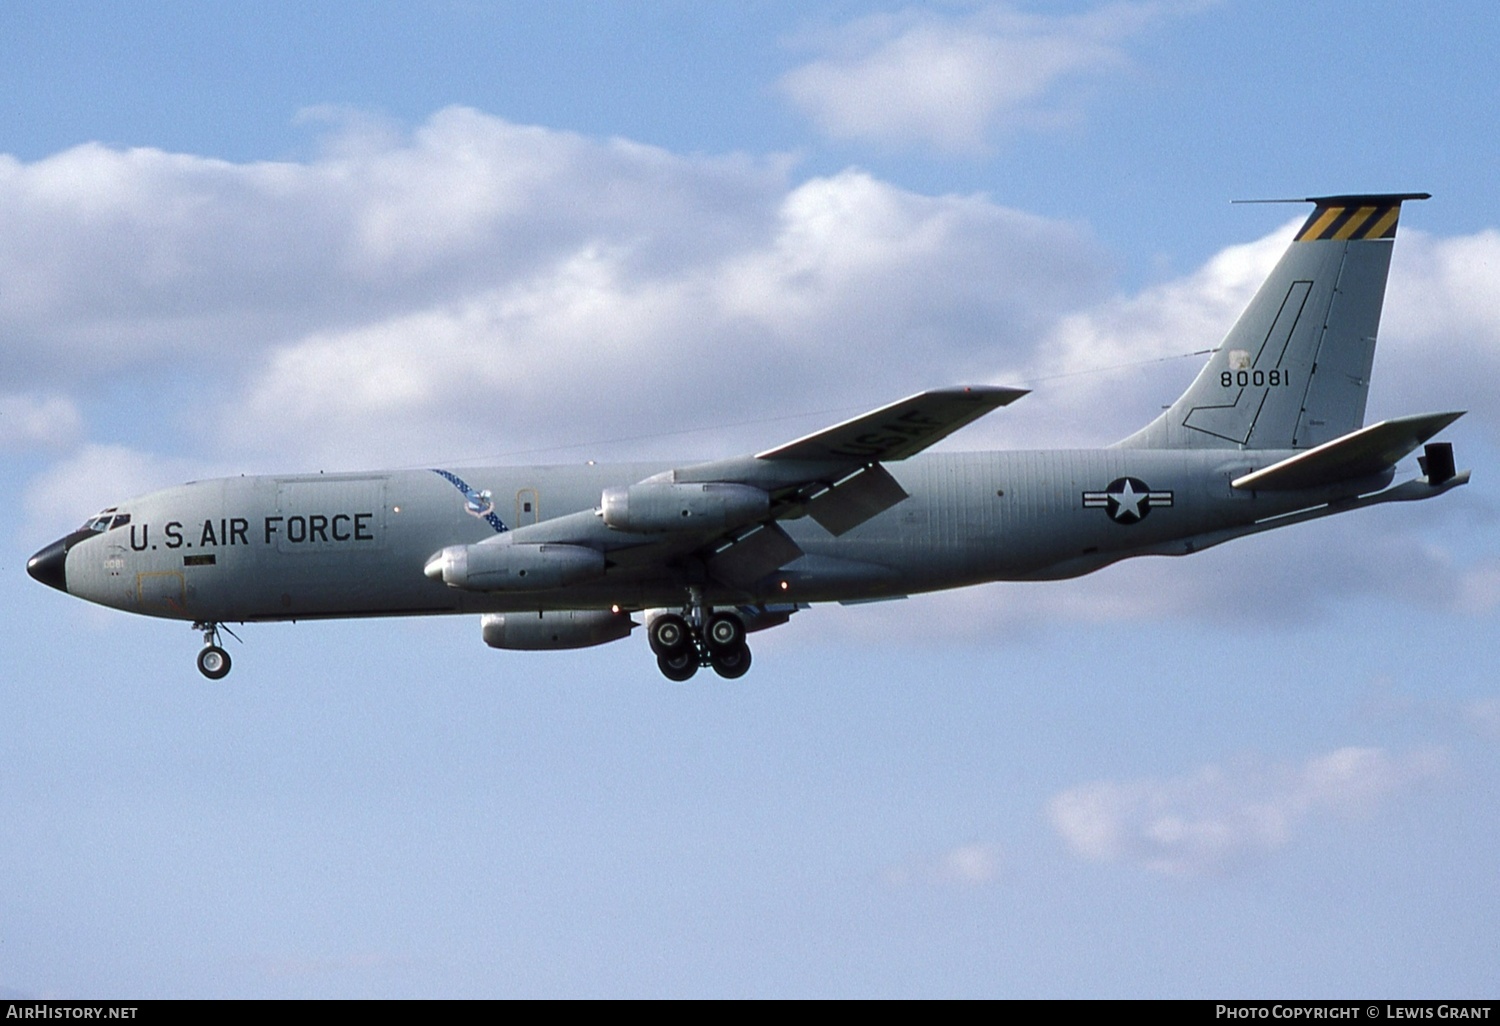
[108, 514, 131, 530]
[81, 508, 119, 533]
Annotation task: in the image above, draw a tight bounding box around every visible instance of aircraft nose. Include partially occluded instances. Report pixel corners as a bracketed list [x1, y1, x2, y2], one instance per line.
[26, 538, 69, 593]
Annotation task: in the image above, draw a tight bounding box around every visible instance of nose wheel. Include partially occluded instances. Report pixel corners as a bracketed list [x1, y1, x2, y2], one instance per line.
[193, 621, 240, 680]
[197, 645, 232, 680]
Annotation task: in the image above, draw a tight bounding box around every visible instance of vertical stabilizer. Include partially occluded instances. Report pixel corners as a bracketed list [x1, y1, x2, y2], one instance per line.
[1117, 193, 1427, 451]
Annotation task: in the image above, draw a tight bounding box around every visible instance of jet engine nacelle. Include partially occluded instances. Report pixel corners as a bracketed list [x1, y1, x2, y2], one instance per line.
[481, 609, 636, 650]
[425, 538, 605, 591]
[601, 481, 769, 533]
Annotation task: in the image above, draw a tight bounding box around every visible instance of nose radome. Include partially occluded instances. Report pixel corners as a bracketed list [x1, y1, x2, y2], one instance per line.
[26, 538, 69, 593]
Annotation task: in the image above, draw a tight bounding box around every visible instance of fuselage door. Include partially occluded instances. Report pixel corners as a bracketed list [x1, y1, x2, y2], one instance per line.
[136, 571, 186, 614]
[516, 488, 540, 526]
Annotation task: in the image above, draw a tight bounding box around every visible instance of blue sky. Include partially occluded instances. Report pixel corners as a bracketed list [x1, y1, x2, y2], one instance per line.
[3, 0, 1498, 998]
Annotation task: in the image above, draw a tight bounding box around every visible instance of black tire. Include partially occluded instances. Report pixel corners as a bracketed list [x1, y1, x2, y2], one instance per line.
[197, 645, 232, 680]
[710, 642, 752, 680]
[658, 649, 699, 682]
[649, 613, 691, 656]
[706, 612, 745, 652]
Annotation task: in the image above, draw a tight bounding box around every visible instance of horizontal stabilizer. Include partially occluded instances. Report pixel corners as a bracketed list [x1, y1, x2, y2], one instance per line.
[1232, 411, 1464, 491]
[757, 386, 1026, 463]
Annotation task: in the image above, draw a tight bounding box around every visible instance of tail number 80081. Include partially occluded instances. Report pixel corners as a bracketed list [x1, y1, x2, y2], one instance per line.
[1222, 368, 1289, 388]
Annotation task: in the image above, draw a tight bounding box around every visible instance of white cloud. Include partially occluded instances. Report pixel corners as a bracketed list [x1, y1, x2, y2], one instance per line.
[0, 392, 82, 451]
[778, 2, 1200, 151]
[0, 108, 792, 385]
[1048, 746, 1447, 875]
[0, 107, 1107, 471]
[11, 107, 1497, 468]
[227, 165, 1104, 469]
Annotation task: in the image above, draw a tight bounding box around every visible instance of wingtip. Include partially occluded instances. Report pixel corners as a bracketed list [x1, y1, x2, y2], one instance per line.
[955, 384, 1029, 404]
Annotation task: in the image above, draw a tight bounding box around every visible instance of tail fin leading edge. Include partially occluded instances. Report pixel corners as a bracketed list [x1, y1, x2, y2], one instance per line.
[1117, 193, 1429, 451]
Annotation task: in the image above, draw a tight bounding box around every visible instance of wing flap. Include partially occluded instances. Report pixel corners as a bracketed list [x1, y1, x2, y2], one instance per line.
[706, 523, 805, 588]
[806, 463, 909, 536]
[1232, 411, 1465, 491]
[756, 386, 1026, 463]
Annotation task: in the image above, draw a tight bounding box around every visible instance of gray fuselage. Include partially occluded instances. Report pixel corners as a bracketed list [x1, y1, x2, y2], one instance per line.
[56, 447, 1351, 624]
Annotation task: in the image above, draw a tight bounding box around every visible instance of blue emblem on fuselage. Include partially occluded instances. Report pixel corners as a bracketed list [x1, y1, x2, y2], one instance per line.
[431, 470, 508, 533]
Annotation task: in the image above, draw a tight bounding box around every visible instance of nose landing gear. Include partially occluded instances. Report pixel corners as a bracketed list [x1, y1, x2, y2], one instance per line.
[648, 589, 752, 681]
[193, 621, 240, 680]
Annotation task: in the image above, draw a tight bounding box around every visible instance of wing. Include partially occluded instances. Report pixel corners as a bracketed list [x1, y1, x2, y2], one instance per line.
[622, 385, 1026, 587]
[756, 386, 1028, 462]
[672, 384, 1024, 537]
[427, 385, 1027, 597]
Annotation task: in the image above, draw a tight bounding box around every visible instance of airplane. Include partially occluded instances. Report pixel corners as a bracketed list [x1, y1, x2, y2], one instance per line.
[26, 192, 1469, 682]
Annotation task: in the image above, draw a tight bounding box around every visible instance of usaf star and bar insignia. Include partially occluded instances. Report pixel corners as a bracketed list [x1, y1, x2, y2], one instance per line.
[1082, 477, 1173, 525]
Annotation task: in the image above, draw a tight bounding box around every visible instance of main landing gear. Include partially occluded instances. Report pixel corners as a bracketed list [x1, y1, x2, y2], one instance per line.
[648, 588, 752, 682]
[192, 621, 240, 680]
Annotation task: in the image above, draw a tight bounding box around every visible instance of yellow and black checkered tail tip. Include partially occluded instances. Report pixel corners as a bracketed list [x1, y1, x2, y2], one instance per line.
[1294, 191, 1431, 243]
